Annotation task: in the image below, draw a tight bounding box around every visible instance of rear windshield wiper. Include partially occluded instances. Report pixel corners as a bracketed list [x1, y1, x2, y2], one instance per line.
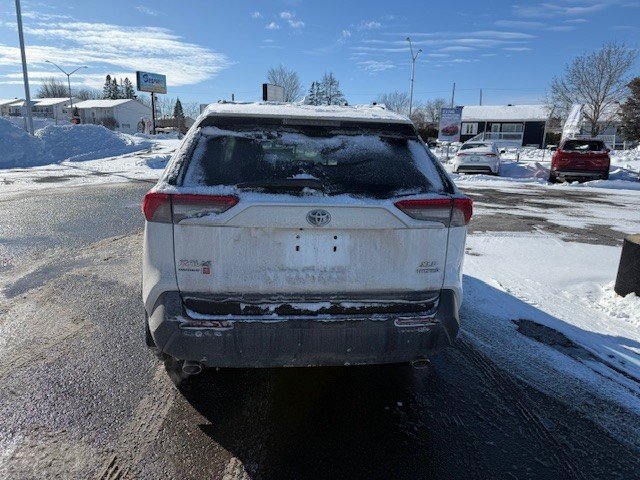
[237, 178, 325, 191]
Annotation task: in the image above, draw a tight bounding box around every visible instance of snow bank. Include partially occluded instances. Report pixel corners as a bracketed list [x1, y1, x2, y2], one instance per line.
[35, 124, 150, 162]
[0, 118, 48, 168]
[0, 120, 151, 168]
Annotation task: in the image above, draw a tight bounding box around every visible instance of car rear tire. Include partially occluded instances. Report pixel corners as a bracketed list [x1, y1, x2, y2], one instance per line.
[602, 171, 609, 180]
[548, 172, 557, 183]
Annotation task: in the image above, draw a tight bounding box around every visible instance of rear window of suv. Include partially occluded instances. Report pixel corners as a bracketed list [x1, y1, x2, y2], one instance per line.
[563, 140, 606, 151]
[179, 122, 446, 198]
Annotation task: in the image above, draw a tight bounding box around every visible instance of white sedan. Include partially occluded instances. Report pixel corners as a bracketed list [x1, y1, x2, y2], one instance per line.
[452, 142, 501, 175]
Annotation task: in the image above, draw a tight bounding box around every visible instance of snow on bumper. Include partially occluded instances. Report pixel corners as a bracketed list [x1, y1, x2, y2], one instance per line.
[147, 291, 460, 367]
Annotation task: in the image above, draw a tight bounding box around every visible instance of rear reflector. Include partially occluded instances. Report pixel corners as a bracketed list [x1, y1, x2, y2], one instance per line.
[395, 197, 473, 226]
[142, 192, 238, 223]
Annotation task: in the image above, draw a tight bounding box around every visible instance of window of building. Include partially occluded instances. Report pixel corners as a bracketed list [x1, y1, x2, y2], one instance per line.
[501, 123, 523, 133]
[462, 122, 478, 135]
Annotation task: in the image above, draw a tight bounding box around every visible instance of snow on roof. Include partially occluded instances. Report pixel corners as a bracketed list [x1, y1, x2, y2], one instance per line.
[8, 99, 36, 107]
[73, 99, 136, 108]
[0, 98, 21, 107]
[201, 102, 412, 124]
[34, 97, 76, 106]
[462, 104, 550, 122]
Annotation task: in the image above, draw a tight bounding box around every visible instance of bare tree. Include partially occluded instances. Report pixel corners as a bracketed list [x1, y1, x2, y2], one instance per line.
[36, 77, 68, 98]
[267, 65, 304, 102]
[423, 98, 447, 124]
[377, 91, 410, 114]
[550, 42, 637, 136]
[181, 101, 201, 118]
[75, 88, 102, 100]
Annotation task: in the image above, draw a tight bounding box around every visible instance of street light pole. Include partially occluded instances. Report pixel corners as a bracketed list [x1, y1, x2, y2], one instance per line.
[45, 60, 87, 118]
[406, 37, 422, 117]
[15, 0, 33, 134]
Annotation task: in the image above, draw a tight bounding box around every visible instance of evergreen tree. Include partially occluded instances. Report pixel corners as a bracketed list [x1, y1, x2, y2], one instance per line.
[173, 98, 185, 119]
[620, 77, 640, 142]
[319, 72, 345, 105]
[306, 81, 320, 105]
[102, 75, 112, 99]
[173, 98, 185, 131]
[122, 77, 136, 99]
[110, 78, 120, 99]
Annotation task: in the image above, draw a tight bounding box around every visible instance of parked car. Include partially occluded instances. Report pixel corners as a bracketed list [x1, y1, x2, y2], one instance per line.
[549, 139, 610, 183]
[452, 141, 501, 175]
[142, 102, 472, 375]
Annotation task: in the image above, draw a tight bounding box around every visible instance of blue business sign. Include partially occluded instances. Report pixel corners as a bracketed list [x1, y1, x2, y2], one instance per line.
[136, 71, 167, 94]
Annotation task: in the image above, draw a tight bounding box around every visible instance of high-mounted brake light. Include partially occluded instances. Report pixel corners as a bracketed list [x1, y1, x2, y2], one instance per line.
[394, 197, 473, 226]
[142, 192, 238, 223]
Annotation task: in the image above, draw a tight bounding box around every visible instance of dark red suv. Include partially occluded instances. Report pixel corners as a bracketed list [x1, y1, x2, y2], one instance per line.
[549, 139, 610, 183]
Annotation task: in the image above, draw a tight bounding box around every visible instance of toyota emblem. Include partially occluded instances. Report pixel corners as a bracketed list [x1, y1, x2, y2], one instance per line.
[306, 209, 331, 227]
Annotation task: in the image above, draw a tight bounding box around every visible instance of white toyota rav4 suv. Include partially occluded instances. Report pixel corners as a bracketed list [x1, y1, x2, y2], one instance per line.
[142, 102, 472, 375]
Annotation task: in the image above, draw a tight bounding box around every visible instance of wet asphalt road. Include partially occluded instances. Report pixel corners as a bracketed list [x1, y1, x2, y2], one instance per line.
[0, 182, 639, 479]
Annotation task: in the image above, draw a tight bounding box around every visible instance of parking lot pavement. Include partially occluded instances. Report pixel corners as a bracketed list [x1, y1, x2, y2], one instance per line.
[0, 182, 638, 479]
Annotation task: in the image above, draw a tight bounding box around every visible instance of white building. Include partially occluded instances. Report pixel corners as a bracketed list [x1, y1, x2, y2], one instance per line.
[0, 99, 21, 116]
[561, 103, 623, 148]
[31, 97, 77, 122]
[70, 99, 152, 134]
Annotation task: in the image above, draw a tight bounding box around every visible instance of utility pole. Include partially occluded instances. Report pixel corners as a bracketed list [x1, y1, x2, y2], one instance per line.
[451, 82, 456, 108]
[45, 61, 87, 118]
[15, 0, 33, 134]
[479, 88, 483, 106]
[150, 92, 156, 134]
[406, 37, 422, 117]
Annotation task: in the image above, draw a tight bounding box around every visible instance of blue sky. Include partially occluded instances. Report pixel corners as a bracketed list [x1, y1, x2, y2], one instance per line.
[0, 0, 639, 106]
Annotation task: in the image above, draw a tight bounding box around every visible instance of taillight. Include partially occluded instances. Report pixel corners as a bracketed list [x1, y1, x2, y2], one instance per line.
[456, 152, 466, 157]
[394, 197, 472, 226]
[171, 194, 238, 223]
[142, 192, 172, 223]
[485, 153, 497, 157]
[142, 192, 238, 223]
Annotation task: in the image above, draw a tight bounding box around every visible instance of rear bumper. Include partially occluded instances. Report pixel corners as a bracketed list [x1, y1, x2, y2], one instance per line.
[552, 169, 608, 180]
[147, 290, 460, 367]
[454, 162, 499, 174]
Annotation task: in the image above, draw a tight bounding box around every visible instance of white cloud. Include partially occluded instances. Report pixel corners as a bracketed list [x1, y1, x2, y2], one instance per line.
[357, 60, 395, 73]
[503, 47, 533, 51]
[436, 46, 476, 52]
[266, 22, 280, 30]
[135, 5, 159, 16]
[0, 18, 230, 88]
[547, 25, 576, 31]
[494, 19, 544, 28]
[341, 29, 352, 38]
[277, 11, 305, 29]
[251, 11, 262, 19]
[514, 2, 610, 18]
[358, 20, 383, 30]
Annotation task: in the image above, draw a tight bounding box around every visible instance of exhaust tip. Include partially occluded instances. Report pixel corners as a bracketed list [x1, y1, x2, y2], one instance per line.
[182, 360, 203, 376]
[410, 358, 430, 369]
